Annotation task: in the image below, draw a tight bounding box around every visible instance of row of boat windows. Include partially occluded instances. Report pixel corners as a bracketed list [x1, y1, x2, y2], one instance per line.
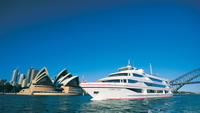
[101, 79, 136, 83]
[110, 73, 129, 77]
[110, 73, 143, 77]
[149, 77, 162, 83]
[147, 89, 168, 93]
[101, 79, 166, 88]
[144, 82, 166, 88]
[128, 88, 169, 94]
[93, 89, 169, 94]
[110, 73, 163, 83]
[102, 80, 121, 83]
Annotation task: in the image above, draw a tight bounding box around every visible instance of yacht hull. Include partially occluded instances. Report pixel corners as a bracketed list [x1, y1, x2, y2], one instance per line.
[81, 83, 173, 100]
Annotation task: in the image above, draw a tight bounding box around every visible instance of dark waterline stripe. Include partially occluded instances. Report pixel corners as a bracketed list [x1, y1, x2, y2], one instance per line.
[107, 96, 173, 100]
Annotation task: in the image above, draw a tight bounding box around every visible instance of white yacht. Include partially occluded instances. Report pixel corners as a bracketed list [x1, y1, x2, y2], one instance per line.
[80, 62, 173, 100]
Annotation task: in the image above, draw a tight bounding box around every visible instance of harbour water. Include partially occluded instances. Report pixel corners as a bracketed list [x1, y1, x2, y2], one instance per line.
[0, 94, 200, 113]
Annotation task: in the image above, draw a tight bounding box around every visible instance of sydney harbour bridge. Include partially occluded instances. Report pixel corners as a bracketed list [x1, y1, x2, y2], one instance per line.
[170, 68, 200, 93]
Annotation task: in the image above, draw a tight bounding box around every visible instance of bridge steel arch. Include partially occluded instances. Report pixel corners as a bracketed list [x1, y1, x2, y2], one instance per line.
[170, 68, 200, 92]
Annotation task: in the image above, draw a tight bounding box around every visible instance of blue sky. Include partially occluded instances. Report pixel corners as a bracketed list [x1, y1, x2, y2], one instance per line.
[0, 0, 200, 92]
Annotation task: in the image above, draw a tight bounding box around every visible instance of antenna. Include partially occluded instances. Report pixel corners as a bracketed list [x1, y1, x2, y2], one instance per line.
[150, 63, 153, 75]
[128, 59, 130, 66]
[82, 75, 86, 83]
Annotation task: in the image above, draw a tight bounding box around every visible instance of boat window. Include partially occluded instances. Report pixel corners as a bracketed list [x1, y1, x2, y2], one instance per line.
[144, 82, 166, 88]
[164, 81, 168, 84]
[94, 91, 99, 94]
[165, 90, 169, 94]
[127, 88, 142, 93]
[102, 80, 120, 83]
[133, 74, 143, 77]
[110, 73, 128, 77]
[149, 77, 162, 83]
[157, 90, 163, 93]
[147, 89, 155, 93]
[128, 79, 138, 83]
[122, 79, 127, 83]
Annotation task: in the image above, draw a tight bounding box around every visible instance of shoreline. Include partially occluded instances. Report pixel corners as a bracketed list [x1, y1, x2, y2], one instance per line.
[0, 92, 83, 96]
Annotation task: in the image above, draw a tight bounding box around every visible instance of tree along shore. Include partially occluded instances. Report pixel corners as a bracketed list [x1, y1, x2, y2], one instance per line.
[0, 83, 22, 93]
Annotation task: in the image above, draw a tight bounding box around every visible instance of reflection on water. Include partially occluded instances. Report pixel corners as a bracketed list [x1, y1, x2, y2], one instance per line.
[80, 98, 174, 113]
[0, 95, 200, 113]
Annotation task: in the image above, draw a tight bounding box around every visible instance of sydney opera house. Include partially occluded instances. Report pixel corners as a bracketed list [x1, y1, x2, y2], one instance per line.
[18, 67, 83, 95]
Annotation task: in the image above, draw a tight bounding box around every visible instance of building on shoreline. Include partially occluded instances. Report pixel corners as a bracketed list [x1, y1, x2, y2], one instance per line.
[30, 69, 39, 84]
[19, 67, 56, 95]
[21, 78, 27, 88]
[54, 69, 83, 95]
[10, 69, 19, 86]
[26, 67, 39, 87]
[26, 67, 32, 87]
[18, 74, 25, 85]
[18, 67, 83, 95]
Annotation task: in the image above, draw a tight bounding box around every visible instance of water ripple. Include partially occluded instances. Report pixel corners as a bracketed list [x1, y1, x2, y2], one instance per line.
[0, 95, 199, 113]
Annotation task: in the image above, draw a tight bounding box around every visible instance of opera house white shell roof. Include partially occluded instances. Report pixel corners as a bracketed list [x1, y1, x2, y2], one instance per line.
[32, 67, 53, 86]
[54, 69, 80, 87]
